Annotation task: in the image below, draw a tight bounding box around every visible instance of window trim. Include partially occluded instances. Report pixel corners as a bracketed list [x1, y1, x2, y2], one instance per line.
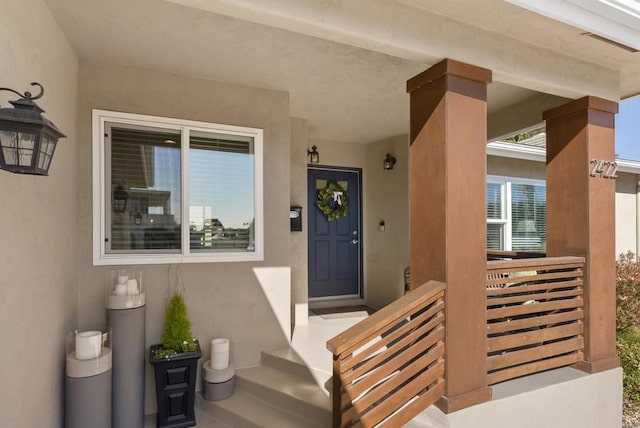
[487, 175, 546, 252]
[92, 109, 264, 266]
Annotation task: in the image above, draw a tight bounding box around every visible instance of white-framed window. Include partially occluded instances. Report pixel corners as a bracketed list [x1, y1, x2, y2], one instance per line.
[487, 176, 546, 253]
[92, 109, 263, 265]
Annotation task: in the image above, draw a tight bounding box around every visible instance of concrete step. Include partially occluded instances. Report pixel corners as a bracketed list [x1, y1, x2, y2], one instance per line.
[236, 364, 332, 426]
[197, 390, 325, 428]
[260, 347, 316, 382]
[198, 346, 332, 427]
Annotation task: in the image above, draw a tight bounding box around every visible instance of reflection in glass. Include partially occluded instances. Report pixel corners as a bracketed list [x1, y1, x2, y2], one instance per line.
[511, 183, 546, 252]
[486, 182, 504, 219]
[108, 124, 182, 253]
[487, 223, 504, 251]
[189, 131, 255, 252]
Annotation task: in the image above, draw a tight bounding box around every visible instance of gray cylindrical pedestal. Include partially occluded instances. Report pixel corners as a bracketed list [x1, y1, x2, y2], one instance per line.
[65, 348, 112, 428]
[202, 360, 236, 401]
[204, 376, 236, 401]
[107, 294, 146, 428]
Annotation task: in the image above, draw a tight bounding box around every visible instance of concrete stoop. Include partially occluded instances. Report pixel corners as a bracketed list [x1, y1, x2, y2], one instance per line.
[408, 367, 623, 428]
[198, 349, 621, 428]
[197, 347, 332, 427]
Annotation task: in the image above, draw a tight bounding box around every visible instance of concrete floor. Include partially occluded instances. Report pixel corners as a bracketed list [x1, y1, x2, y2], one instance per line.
[290, 310, 369, 390]
[143, 399, 231, 428]
[143, 309, 366, 426]
[143, 309, 624, 428]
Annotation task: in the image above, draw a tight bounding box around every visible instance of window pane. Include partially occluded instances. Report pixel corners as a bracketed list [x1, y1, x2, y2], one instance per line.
[189, 130, 255, 252]
[0, 130, 18, 165]
[0, 130, 38, 166]
[487, 223, 504, 250]
[108, 124, 182, 253]
[487, 182, 504, 219]
[511, 183, 546, 252]
[38, 135, 55, 171]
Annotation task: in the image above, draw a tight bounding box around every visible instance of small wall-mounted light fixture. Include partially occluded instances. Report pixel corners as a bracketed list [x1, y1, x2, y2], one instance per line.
[133, 211, 143, 225]
[307, 145, 319, 164]
[0, 82, 66, 175]
[290, 206, 303, 231]
[383, 153, 396, 170]
[113, 184, 129, 213]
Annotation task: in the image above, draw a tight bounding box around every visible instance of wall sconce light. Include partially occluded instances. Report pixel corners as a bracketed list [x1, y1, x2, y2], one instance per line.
[133, 211, 143, 225]
[113, 184, 129, 213]
[383, 153, 396, 170]
[0, 82, 66, 175]
[307, 145, 319, 164]
[290, 206, 303, 231]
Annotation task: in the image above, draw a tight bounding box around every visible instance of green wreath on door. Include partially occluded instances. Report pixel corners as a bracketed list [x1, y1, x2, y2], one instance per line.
[316, 182, 349, 221]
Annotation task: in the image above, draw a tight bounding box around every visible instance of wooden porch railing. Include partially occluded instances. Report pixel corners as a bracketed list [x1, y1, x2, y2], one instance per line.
[487, 250, 547, 260]
[327, 280, 446, 428]
[486, 256, 585, 385]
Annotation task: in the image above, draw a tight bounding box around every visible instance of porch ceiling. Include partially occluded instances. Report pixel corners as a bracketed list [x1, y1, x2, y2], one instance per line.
[44, 0, 639, 144]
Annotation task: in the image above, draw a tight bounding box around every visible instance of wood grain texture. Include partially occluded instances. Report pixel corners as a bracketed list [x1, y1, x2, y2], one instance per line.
[485, 257, 586, 385]
[328, 281, 445, 427]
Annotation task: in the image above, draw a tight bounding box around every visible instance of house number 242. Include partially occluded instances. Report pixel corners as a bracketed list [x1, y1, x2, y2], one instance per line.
[589, 159, 618, 179]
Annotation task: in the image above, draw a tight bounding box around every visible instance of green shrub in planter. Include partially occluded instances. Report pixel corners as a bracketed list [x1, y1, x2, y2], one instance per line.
[153, 293, 197, 359]
[150, 292, 201, 428]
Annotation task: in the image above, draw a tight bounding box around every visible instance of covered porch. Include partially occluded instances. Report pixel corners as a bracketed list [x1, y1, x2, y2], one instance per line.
[1, 1, 637, 427]
[323, 58, 621, 426]
[179, 249, 620, 427]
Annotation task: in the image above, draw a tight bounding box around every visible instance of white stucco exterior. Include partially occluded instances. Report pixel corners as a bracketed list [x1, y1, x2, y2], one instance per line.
[1, 0, 635, 425]
[0, 1, 79, 426]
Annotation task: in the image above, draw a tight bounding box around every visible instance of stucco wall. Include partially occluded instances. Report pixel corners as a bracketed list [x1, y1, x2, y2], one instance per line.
[0, 1, 79, 426]
[76, 61, 291, 414]
[487, 155, 546, 180]
[310, 138, 368, 170]
[616, 172, 639, 257]
[290, 117, 309, 324]
[365, 135, 409, 309]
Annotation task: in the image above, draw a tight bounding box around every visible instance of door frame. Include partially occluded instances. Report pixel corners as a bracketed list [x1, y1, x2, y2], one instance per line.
[307, 164, 364, 302]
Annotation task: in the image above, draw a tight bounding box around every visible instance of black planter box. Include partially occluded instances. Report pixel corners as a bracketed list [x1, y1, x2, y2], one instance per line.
[150, 341, 202, 428]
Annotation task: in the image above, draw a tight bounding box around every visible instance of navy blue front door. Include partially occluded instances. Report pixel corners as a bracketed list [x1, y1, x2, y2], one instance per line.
[308, 167, 361, 298]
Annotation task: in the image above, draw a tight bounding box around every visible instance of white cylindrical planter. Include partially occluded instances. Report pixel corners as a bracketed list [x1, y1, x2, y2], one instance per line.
[210, 338, 230, 370]
[65, 332, 112, 428]
[106, 270, 145, 428]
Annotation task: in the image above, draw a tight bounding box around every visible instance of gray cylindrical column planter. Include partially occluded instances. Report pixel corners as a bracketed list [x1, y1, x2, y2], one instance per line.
[203, 360, 236, 401]
[65, 344, 112, 428]
[107, 291, 146, 428]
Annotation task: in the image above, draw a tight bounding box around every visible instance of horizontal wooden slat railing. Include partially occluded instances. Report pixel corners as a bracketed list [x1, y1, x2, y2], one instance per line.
[327, 280, 446, 428]
[486, 256, 585, 385]
[487, 250, 547, 260]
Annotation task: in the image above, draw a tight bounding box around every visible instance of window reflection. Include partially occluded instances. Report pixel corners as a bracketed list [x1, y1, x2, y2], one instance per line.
[511, 184, 546, 252]
[108, 124, 181, 253]
[188, 130, 255, 252]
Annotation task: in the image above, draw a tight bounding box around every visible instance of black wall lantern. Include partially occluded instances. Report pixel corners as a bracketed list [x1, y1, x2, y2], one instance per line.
[307, 145, 319, 164]
[0, 82, 66, 175]
[383, 153, 396, 170]
[113, 184, 129, 213]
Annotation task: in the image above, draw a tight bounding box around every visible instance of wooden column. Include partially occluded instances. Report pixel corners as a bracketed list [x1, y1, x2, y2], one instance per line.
[544, 96, 620, 373]
[407, 59, 492, 412]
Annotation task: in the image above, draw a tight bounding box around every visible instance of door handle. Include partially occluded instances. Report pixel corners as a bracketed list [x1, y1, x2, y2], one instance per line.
[352, 239, 359, 244]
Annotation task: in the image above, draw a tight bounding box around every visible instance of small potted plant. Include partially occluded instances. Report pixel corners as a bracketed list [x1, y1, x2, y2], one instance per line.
[150, 292, 201, 428]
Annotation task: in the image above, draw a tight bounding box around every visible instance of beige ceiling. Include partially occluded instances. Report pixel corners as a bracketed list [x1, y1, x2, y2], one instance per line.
[44, 0, 639, 143]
